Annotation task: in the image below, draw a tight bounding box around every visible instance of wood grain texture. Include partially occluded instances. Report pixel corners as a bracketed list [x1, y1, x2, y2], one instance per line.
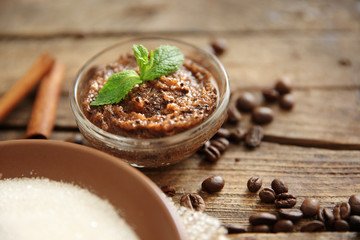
[0, 0, 359, 36]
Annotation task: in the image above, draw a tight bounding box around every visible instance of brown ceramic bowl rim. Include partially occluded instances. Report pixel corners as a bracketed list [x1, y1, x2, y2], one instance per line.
[0, 139, 187, 240]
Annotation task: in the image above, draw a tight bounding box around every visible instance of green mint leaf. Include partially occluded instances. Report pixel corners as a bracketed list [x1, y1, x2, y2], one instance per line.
[140, 45, 184, 81]
[90, 70, 141, 106]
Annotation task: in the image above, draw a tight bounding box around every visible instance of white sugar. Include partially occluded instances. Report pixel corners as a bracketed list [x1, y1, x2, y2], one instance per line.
[0, 178, 139, 240]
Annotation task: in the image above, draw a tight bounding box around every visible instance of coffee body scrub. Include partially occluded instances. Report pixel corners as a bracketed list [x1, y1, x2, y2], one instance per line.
[82, 52, 218, 139]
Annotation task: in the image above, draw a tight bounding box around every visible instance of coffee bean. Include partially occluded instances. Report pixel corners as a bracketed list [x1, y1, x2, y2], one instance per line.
[203, 145, 221, 163]
[202, 175, 225, 193]
[262, 88, 279, 103]
[259, 188, 276, 203]
[161, 185, 176, 197]
[252, 224, 270, 233]
[198, 140, 211, 153]
[249, 212, 277, 225]
[338, 58, 352, 66]
[226, 105, 242, 124]
[333, 202, 351, 220]
[210, 38, 227, 56]
[229, 128, 246, 143]
[301, 198, 320, 217]
[349, 195, 360, 215]
[252, 106, 274, 125]
[300, 220, 325, 232]
[215, 128, 231, 139]
[236, 92, 256, 112]
[279, 94, 294, 110]
[65, 133, 84, 144]
[271, 178, 288, 195]
[247, 177, 263, 193]
[275, 193, 297, 208]
[334, 220, 349, 232]
[180, 194, 205, 212]
[278, 208, 303, 221]
[210, 138, 230, 153]
[275, 77, 292, 95]
[224, 224, 247, 234]
[245, 126, 263, 148]
[273, 219, 294, 233]
[348, 215, 360, 231]
[317, 208, 335, 226]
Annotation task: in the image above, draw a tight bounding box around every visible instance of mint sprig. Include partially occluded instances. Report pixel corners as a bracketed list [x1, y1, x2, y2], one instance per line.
[91, 44, 184, 106]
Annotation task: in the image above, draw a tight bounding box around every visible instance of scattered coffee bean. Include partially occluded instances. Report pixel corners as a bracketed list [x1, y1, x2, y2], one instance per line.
[273, 219, 294, 233]
[252, 224, 270, 233]
[245, 126, 263, 148]
[275, 77, 292, 95]
[252, 106, 274, 125]
[317, 208, 335, 226]
[349, 195, 360, 215]
[202, 175, 225, 193]
[262, 87, 279, 102]
[180, 194, 205, 212]
[271, 178, 288, 195]
[210, 138, 230, 153]
[65, 133, 84, 144]
[333, 202, 351, 220]
[226, 105, 242, 124]
[279, 93, 295, 110]
[210, 38, 228, 56]
[224, 224, 247, 234]
[275, 193, 296, 208]
[348, 215, 360, 231]
[259, 188, 276, 203]
[161, 185, 176, 197]
[215, 128, 231, 139]
[203, 145, 221, 163]
[334, 220, 349, 232]
[278, 208, 303, 222]
[249, 212, 277, 225]
[300, 220, 325, 232]
[301, 198, 320, 217]
[247, 177, 262, 193]
[338, 58, 352, 66]
[198, 140, 211, 153]
[236, 92, 256, 112]
[229, 128, 246, 143]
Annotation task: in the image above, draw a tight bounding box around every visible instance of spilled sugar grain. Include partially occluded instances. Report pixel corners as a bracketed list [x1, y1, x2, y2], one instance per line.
[0, 178, 139, 240]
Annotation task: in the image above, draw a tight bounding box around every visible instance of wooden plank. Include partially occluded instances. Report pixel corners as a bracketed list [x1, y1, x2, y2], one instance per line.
[0, 0, 359, 36]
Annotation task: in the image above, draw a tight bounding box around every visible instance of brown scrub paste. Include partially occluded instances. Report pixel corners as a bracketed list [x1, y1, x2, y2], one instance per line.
[82, 53, 218, 139]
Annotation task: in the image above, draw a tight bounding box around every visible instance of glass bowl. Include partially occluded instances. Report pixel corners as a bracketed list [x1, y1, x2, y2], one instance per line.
[70, 37, 230, 168]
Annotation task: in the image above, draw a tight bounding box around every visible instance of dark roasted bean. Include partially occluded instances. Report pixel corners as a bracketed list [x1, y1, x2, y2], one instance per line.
[301, 198, 320, 217]
[210, 38, 228, 56]
[317, 208, 335, 225]
[229, 128, 246, 143]
[334, 220, 349, 232]
[245, 126, 263, 148]
[224, 224, 247, 234]
[275, 77, 292, 95]
[278, 208, 303, 222]
[198, 140, 211, 153]
[236, 92, 256, 112]
[210, 138, 230, 153]
[215, 128, 231, 139]
[180, 194, 205, 212]
[247, 177, 263, 193]
[271, 178, 288, 195]
[249, 212, 277, 225]
[259, 188, 276, 203]
[262, 87, 279, 102]
[349, 195, 360, 215]
[300, 220, 326, 232]
[273, 219, 294, 233]
[279, 94, 295, 110]
[348, 215, 360, 231]
[203, 145, 221, 163]
[252, 224, 270, 233]
[252, 107, 274, 125]
[333, 202, 351, 220]
[202, 175, 225, 193]
[161, 185, 176, 197]
[226, 105, 242, 124]
[275, 193, 296, 208]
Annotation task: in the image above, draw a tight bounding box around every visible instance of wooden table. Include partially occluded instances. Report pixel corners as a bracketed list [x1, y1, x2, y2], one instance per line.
[1, 0, 360, 239]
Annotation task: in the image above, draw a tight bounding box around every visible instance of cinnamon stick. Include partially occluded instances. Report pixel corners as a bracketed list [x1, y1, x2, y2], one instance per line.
[0, 53, 55, 122]
[26, 61, 66, 139]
